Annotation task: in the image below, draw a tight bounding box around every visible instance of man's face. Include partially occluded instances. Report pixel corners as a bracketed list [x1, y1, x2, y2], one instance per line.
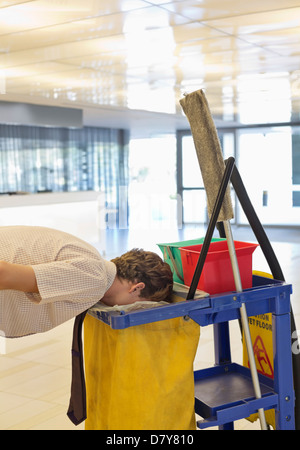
[101, 277, 146, 306]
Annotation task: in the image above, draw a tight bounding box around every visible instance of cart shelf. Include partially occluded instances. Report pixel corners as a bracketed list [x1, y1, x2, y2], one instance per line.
[194, 363, 278, 429]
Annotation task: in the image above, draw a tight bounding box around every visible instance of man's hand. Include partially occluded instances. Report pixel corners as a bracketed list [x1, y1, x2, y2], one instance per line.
[0, 261, 39, 293]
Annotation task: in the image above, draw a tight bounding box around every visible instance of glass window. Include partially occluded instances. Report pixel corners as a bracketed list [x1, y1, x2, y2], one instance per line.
[180, 131, 235, 224]
[292, 133, 300, 185]
[218, 131, 235, 160]
[237, 126, 300, 225]
[128, 135, 177, 229]
[182, 190, 207, 223]
[0, 125, 129, 227]
[182, 135, 204, 188]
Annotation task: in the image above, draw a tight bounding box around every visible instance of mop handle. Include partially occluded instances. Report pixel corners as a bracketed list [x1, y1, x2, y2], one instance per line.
[223, 221, 268, 430]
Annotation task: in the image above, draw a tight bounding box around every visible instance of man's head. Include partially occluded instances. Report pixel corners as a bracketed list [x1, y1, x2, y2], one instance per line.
[101, 248, 173, 306]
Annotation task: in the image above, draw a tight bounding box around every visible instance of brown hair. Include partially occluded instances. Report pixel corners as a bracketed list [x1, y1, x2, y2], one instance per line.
[111, 248, 173, 302]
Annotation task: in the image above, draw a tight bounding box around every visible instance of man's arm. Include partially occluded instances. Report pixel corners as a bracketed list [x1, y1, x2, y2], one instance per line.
[0, 261, 39, 293]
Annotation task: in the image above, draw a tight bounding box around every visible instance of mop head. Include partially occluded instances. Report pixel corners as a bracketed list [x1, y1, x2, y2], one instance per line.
[180, 89, 234, 222]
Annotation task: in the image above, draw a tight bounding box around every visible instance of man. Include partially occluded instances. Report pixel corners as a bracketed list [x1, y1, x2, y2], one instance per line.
[0, 225, 173, 338]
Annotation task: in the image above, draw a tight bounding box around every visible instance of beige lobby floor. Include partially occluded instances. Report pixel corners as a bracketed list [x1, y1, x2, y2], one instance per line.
[0, 225, 299, 430]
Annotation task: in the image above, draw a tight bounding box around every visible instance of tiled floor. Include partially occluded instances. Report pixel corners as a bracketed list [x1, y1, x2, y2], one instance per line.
[0, 224, 299, 430]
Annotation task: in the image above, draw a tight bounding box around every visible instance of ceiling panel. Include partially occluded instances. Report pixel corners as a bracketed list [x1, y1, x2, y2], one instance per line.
[4, 61, 82, 79]
[0, 0, 151, 34]
[0, 5, 189, 53]
[160, 0, 300, 21]
[1, 0, 300, 126]
[240, 26, 300, 47]
[0, 0, 33, 7]
[203, 7, 300, 36]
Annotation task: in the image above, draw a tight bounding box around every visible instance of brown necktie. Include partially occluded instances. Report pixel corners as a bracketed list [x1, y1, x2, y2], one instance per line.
[67, 310, 88, 425]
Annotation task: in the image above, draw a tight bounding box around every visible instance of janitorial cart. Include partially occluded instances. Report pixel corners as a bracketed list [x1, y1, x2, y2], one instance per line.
[83, 90, 298, 430]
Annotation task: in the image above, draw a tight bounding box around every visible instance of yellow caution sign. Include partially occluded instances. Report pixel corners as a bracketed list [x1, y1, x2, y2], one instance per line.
[243, 271, 275, 429]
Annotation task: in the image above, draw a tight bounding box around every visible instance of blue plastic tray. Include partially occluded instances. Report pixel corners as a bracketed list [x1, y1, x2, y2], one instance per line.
[194, 363, 278, 428]
[88, 276, 292, 329]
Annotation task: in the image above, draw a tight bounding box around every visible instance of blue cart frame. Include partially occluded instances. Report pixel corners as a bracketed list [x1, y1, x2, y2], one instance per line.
[88, 275, 295, 430]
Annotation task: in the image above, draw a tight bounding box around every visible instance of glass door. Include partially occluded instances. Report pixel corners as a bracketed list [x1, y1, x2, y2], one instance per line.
[181, 134, 206, 223]
[237, 127, 299, 225]
[178, 125, 300, 227]
[178, 130, 235, 224]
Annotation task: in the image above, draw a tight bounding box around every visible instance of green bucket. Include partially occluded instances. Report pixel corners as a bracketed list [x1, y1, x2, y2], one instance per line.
[157, 237, 225, 284]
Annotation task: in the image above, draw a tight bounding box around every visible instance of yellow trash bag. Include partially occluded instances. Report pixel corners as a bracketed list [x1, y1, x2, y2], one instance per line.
[243, 271, 275, 429]
[84, 313, 200, 430]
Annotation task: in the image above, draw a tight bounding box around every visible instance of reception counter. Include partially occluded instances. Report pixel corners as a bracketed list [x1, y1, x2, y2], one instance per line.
[0, 191, 106, 253]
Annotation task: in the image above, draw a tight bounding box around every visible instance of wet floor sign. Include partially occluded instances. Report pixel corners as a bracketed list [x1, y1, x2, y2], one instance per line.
[242, 272, 275, 429]
[245, 314, 274, 378]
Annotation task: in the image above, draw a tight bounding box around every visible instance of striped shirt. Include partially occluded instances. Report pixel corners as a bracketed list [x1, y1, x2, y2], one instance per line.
[0, 226, 116, 338]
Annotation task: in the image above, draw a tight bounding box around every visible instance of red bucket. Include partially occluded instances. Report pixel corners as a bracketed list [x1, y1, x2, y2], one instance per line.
[179, 240, 259, 295]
